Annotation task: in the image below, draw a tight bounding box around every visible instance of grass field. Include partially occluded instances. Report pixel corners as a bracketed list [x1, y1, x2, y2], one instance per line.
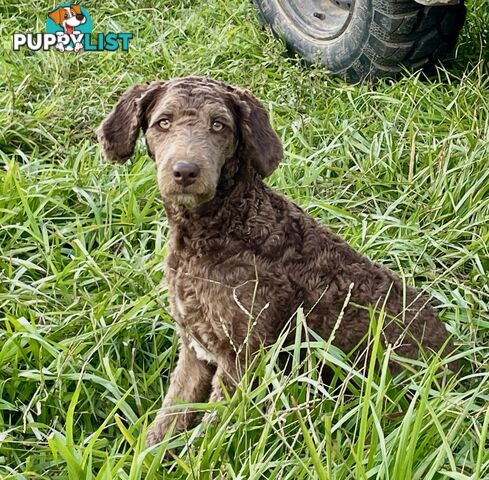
[1, 0, 488, 478]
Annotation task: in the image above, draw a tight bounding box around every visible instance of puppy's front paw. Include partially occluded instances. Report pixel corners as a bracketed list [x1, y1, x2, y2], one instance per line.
[146, 424, 166, 447]
[146, 415, 178, 447]
[202, 410, 219, 427]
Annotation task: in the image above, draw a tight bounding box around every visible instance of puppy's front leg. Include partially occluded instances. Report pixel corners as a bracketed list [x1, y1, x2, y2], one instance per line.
[147, 341, 215, 446]
[203, 356, 241, 425]
[209, 361, 239, 402]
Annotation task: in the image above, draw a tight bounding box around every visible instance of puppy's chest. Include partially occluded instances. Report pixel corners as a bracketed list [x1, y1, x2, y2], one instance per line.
[166, 261, 237, 362]
[171, 286, 221, 364]
[165, 253, 275, 361]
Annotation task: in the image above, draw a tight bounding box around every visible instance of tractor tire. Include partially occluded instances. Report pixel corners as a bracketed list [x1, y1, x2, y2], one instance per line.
[253, 0, 466, 82]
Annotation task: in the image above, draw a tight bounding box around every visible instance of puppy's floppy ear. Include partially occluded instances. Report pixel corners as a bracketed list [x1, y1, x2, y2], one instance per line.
[96, 82, 164, 164]
[48, 7, 64, 25]
[71, 5, 82, 14]
[234, 88, 283, 178]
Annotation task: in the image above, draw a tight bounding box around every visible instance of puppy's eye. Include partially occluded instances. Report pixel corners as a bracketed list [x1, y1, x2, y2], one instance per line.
[158, 118, 172, 130]
[64, 13, 69, 18]
[211, 121, 224, 132]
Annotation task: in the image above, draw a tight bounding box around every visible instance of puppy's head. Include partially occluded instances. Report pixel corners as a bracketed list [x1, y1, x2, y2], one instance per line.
[96, 77, 283, 209]
[48, 5, 85, 27]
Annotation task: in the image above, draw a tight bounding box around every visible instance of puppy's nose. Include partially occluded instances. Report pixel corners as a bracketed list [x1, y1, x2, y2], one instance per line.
[172, 161, 200, 187]
[76, 14, 85, 21]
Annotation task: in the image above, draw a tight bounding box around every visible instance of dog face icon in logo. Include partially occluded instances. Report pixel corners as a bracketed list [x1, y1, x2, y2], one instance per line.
[46, 3, 92, 52]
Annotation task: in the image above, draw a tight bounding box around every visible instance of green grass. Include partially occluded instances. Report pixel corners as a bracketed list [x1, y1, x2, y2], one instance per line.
[1, 0, 488, 478]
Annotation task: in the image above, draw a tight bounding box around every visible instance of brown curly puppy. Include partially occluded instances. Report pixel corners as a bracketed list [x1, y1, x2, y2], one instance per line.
[97, 77, 456, 446]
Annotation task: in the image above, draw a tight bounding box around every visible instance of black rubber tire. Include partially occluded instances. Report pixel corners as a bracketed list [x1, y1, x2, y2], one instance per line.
[253, 0, 466, 82]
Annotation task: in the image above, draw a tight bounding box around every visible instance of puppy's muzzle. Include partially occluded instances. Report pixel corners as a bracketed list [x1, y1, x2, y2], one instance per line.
[172, 161, 200, 187]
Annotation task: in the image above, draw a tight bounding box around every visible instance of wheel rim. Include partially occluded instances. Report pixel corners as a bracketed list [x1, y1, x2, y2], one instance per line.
[277, 0, 353, 41]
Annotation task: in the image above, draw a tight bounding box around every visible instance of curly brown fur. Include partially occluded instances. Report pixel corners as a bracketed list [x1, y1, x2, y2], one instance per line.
[97, 77, 457, 446]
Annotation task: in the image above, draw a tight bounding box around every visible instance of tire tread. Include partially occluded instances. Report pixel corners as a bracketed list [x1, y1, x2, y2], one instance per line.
[362, 2, 465, 79]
